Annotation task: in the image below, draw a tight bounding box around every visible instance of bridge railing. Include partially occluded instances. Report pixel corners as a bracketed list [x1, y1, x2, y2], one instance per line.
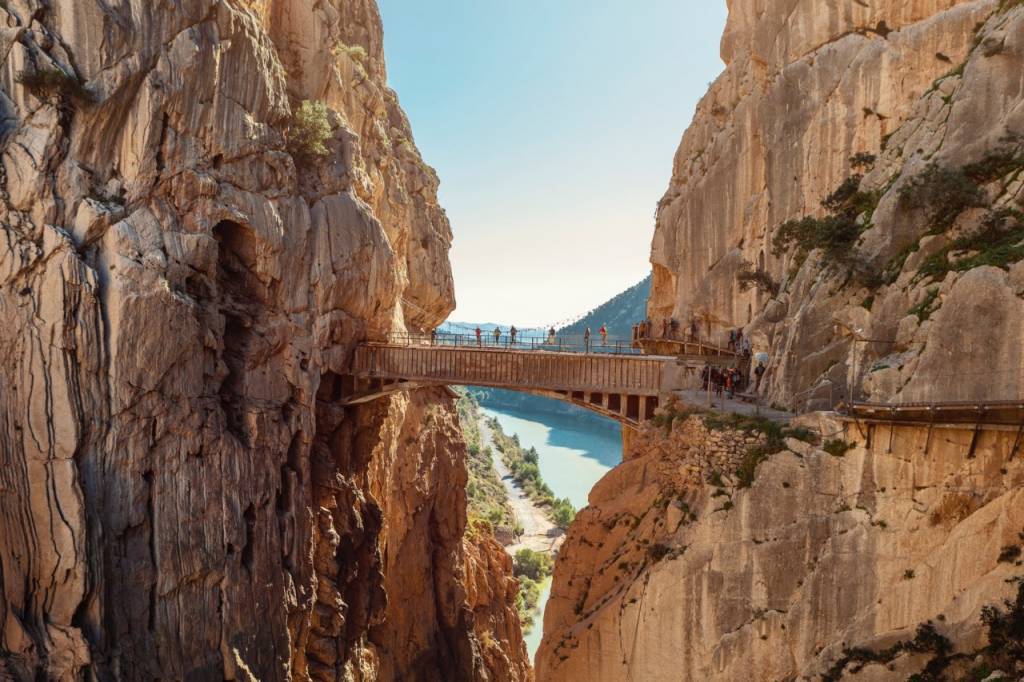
[377, 331, 646, 356]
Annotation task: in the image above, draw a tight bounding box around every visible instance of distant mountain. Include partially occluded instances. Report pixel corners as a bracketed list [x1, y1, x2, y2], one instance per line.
[558, 274, 651, 339]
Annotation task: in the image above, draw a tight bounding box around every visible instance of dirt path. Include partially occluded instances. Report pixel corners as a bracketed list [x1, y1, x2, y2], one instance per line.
[480, 420, 563, 555]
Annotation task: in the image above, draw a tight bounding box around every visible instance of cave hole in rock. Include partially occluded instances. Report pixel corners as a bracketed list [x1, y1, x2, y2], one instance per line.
[214, 219, 267, 446]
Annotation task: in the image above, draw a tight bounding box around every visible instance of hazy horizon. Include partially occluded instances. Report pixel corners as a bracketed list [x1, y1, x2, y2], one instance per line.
[379, 1, 729, 327]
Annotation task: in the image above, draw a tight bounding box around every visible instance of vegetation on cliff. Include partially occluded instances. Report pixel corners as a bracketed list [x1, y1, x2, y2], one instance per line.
[513, 548, 554, 632]
[456, 392, 515, 531]
[489, 417, 576, 529]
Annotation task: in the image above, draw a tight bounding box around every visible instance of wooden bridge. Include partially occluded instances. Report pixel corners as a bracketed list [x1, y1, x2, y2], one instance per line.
[344, 334, 737, 426]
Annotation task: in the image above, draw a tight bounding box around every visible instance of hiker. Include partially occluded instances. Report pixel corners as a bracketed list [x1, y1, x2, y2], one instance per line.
[584, 327, 592, 353]
[430, 328, 437, 345]
[548, 326, 556, 344]
[725, 370, 735, 399]
[728, 329, 737, 352]
[599, 325, 608, 346]
[713, 369, 724, 398]
[701, 364, 711, 390]
[741, 335, 751, 357]
[670, 318, 679, 338]
[475, 326, 482, 347]
[690, 319, 699, 341]
[754, 361, 766, 391]
[510, 325, 518, 345]
[493, 326, 501, 346]
[644, 318, 652, 338]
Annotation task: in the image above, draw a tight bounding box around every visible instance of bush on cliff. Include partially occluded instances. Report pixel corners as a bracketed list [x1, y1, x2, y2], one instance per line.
[16, 66, 95, 106]
[287, 100, 332, 161]
[897, 163, 985, 233]
[513, 548, 553, 581]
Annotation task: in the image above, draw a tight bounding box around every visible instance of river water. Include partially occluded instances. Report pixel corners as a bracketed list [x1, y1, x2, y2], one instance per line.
[479, 401, 621, 658]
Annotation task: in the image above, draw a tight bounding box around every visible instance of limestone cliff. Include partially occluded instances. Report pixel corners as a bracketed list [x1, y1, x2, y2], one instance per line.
[0, 1, 525, 680]
[649, 0, 1024, 408]
[537, 411, 1024, 680]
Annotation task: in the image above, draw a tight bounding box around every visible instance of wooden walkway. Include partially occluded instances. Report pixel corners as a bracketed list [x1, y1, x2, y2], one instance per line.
[348, 342, 683, 426]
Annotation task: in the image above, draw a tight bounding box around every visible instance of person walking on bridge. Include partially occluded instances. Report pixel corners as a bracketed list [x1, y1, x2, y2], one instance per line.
[493, 326, 501, 346]
[754, 361, 766, 391]
[548, 326, 556, 344]
[584, 327, 592, 353]
[475, 326, 482, 347]
[430, 328, 437, 345]
[510, 325, 518, 346]
[599, 325, 608, 346]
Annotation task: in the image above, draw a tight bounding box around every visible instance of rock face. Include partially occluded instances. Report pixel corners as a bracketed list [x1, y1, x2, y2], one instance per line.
[649, 0, 1024, 407]
[0, 1, 525, 680]
[536, 413, 1024, 680]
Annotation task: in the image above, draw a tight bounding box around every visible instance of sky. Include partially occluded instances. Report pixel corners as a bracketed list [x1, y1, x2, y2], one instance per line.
[378, 1, 729, 328]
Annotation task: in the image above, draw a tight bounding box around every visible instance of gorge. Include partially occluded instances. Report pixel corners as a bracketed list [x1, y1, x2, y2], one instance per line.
[2, 1, 1024, 681]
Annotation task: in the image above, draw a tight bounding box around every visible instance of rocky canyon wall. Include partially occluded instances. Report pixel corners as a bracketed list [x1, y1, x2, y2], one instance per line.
[649, 0, 1024, 408]
[537, 411, 1024, 680]
[0, 1, 526, 680]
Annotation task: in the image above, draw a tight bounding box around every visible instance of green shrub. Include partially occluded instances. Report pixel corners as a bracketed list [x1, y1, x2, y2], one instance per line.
[16, 66, 95, 106]
[898, 163, 985, 232]
[916, 207, 1024, 282]
[736, 262, 780, 296]
[849, 152, 877, 171]
[287, 100, 332, 161]
[771, 174, 881, 271]
[980, 577, 1024, 668]
[823, 439, 855, 457]
[513, 548, 553, 581]
[908, 287, 940, 322]
[998, 545, 1022, 563]
[962, 139, 1024, 184]
[552, 498, 576, 530]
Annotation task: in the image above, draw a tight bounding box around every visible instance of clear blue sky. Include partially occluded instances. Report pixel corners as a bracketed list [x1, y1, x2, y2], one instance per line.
[378, 1, 728, 328]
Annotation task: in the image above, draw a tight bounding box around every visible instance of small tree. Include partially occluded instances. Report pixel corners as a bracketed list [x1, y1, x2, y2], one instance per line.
[287, 100, 332, 162]
[513, 549, 553, 581]
[553, 498, 576, 530]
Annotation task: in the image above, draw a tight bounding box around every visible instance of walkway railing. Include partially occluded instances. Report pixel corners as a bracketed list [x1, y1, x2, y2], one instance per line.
[378, 331, 646, 356]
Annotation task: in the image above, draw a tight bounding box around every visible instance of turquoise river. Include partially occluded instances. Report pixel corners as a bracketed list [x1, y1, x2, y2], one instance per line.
[479, 400, 622, 659]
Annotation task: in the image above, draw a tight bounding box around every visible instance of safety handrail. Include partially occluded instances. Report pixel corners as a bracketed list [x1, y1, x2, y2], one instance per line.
[371, 331, 647, 356]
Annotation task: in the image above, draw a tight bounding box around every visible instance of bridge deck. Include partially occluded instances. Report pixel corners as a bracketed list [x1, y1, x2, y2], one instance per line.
[353, 343, 672, 395]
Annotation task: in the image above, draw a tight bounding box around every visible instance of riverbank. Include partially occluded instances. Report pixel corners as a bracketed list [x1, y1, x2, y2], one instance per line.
[481, 419, 563, 555]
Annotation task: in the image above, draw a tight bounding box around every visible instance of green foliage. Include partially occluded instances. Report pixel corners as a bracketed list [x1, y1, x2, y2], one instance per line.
[849, 152, 877, 171]
[917, 207, 1024, 283]
[980, 577, 1024, 669]
[513, 548, 553, 581]
[552, 498, 575, 529]
[287, 100, 332, 161]
[651, 404, 702, 433]
[998, 545, 1022, 563]
[16, 66, 95, 106]
[771, 174, 882, 272]
[736, 262, 780, 296]
[704, 413, 822, 488]
[491, 418, 576, 527]
[908, 287, 940, 322]
[456, 391, 515, 530]
[823, 439, 855, 457]
[822, 623, 953, 682]
[962, 138, 1024, 184]
[898, 163, 985, 232]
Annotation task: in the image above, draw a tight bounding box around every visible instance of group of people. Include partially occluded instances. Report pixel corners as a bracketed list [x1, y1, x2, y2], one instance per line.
[728, 327, 752, 355]
[702, 358, 767, 399]
[457, 324, 608, 351]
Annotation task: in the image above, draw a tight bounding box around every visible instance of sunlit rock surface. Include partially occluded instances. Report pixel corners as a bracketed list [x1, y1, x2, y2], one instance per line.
[649, 0, 1024, 407]
[0, 0, 525, 679]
